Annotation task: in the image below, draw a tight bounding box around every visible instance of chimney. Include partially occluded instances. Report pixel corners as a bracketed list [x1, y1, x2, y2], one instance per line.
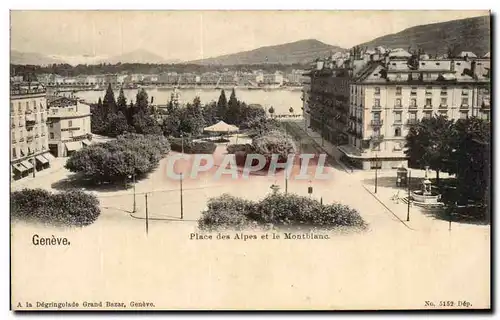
[471, 61, 477, 78]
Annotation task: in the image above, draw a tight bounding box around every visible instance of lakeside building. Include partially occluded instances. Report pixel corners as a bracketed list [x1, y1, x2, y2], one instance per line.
[47, 96, 92, 157]
[304, 47, 491, 170]
[10, 82, 55, 181]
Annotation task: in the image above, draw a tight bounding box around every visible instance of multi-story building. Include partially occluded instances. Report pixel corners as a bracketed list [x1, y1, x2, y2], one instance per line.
[10, 82, 55, 181]
[305, 47, 491, 170]
[304, 62, 351, 145]
[287, 69, 308, 84]
[47, 96, 92, 157]
[262, 71, 284, 86]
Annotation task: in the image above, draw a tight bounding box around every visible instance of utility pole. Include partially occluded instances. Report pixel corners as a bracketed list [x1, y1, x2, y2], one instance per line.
[407, 170, 411, 221]
[145, 193, 149, 235]
[374, 154, 378, 194]
[32, 155, 36, 178]
[180, 132, 184, 220]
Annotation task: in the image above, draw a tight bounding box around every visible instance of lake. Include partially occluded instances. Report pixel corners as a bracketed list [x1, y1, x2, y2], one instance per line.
[75, 88, 304, 116]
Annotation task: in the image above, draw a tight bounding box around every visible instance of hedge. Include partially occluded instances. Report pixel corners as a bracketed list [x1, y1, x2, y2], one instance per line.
[198, 193, 367, 231]
[11, 188, 101, 227]
[65, 133, 170, 184]
[169, 138, 217, 154]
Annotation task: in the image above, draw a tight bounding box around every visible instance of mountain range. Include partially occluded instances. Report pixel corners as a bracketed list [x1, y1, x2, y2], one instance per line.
[188, 39, 346, 65]
[10, 15, 490, 66]
[355, 15, 490, 57]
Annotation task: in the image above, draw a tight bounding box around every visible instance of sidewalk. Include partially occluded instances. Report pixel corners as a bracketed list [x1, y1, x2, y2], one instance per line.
[10, 157, 69, 191]
[286, 120, 352, 173]
[359, 171, 489, 233]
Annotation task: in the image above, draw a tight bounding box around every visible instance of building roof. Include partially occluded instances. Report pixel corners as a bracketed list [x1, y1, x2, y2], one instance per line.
[48, 96, 78, 108]
[483, 52, 490, 58]
[458, 51, 477, 58]
[388, 48, 412, 58]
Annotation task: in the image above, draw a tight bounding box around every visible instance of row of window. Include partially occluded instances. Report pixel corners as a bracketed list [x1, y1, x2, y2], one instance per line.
[10, 100, 46, 113]
[353, 86, 490, 96]
[371, 97, 469, 108]
[11, 144, 47, 159]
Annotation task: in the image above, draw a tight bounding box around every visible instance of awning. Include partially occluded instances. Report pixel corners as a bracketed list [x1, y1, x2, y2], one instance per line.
[43, 152, 56, 162]
[82, 139, 92, 146]
[12, 163, 27, 173]
[21, 160, 33, 170]
[65, 141, 82, 152]
[35, 155, 49, 164]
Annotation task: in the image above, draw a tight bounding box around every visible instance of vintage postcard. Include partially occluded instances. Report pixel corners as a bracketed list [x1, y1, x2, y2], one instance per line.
[10, 10, 491, 310]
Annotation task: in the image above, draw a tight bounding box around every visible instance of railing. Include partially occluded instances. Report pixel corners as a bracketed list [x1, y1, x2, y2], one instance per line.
[423, 104, 433, 109]
[393, 120, 403, 125]
[27, 136, 34, 143]
[370, 120, 383, 127]
[460, 104, 469, 109]
[408, 104, 418, 109]
[406, 119, 419, 125]
[438, 104, 448, 109]
[440, 91, 447, 96]
[19, 137, 24, 142]
[394, 104, 402, 109]
[370, 134, 384, 142]
[10, 88, 47, 96]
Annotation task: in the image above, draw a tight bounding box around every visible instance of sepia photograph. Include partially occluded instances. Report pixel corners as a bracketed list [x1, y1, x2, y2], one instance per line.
[9, 9, 491, 311]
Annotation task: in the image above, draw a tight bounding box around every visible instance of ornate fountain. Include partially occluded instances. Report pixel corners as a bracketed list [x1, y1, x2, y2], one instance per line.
[411, 166, 442, 205]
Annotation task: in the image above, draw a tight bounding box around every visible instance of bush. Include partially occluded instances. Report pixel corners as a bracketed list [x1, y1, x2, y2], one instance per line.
[226, 143, 255, 154]
[65, 133, 170, 184]
[11, 189, 101, 227]
[198, 194, 256, 231]
[252, 130, 297, 162]
[169, 138, 216, 154]
[197, 193, 367, 231]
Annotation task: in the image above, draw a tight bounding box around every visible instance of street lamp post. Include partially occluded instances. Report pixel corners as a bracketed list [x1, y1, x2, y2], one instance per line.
[128, 173, 137, 213]
[407, 170, 411, 221]
[374, 154, 379, 194]
[180, 132, 184, 220]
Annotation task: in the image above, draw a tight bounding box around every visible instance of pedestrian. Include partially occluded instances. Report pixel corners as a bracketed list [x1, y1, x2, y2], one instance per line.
[397, 176, 401, 187]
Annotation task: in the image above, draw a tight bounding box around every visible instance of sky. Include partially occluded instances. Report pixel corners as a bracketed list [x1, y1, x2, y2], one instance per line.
[10, 10, 488, 62]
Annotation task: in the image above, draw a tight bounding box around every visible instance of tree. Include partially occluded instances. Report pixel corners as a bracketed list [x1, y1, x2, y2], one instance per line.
[404, 115, 454, 184]
[91, 97, 106, 134]
[289, 107, 294, 114]
[102, 83, 117, 116]
[252, 130, 297, 163]
[202, 101, 218, 126]
[226, 88, 240, 124]
[136, 88, 149, 113]
[184, 96, 206, 136]
[268, 106, 275, 118]
[132, 110, 163, 135]
[106, 111, 130, 137]
[447, 117, 490, 207]
[216, 89, 228, 120]
[117, 87, 127, 114]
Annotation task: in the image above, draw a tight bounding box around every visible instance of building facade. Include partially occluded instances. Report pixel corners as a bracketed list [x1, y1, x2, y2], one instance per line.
[305, 48, 491, 170]
[10, 83, 55, 181]
[47, 97, 92, 157]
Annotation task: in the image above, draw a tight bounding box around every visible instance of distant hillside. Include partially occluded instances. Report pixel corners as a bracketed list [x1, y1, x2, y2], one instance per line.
[11, 50, 64, 66]
[357, 15, 491, 57]
[190, 39, 346, 65]
[100, 49, 176, 64]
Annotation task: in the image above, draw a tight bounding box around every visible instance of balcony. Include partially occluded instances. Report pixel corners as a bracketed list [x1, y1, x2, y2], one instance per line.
[19, 137, 25, 142]
[370, 134, 384, 142]
[372, 105, 381, 110]
[406, 119, 419, 126]
[370, 119, 383, 127]
[27, 136, 34, 143]
[440, 91, 447, 96]
[423, 104, 433, 109]
[408, 104, 418, 109]
[12, 139, 16, 144]
[394, 104, 402, 109]
[460, 104, 469, 110]
[438, 104, 448, 110]
[393, 119, 403, 125]
[410, 92, 417, 96]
